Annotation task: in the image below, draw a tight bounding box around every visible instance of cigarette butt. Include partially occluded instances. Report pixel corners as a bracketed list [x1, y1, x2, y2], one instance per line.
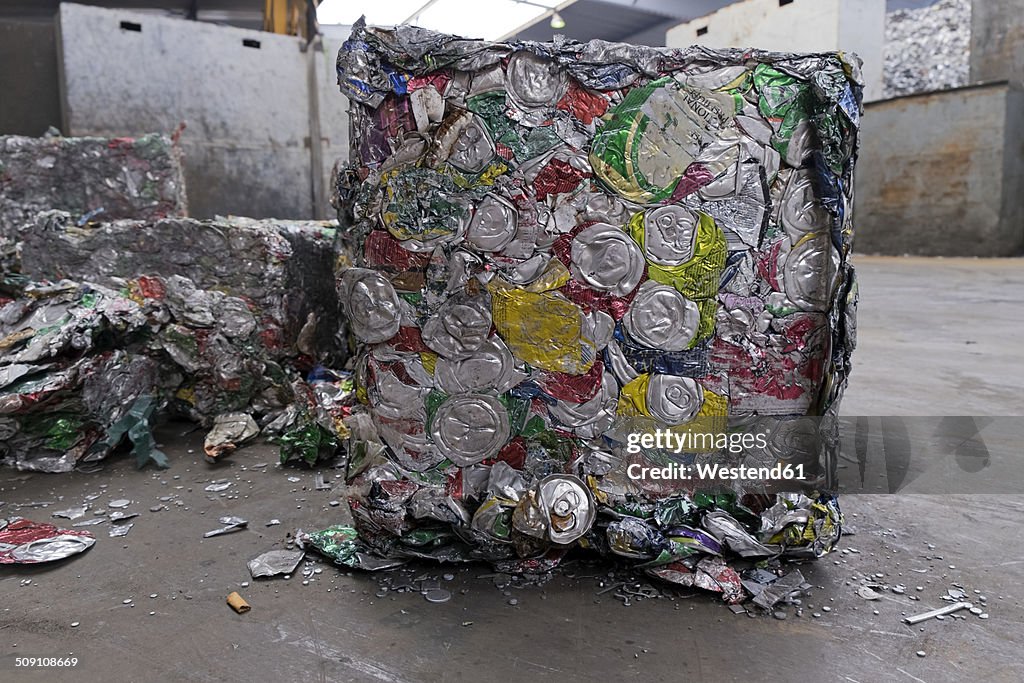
[226, 591, 250, 614]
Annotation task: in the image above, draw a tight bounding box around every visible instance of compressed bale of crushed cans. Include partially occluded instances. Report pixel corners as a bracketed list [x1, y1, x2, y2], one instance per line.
[134, 273, 296, 428]
[19, 211, 350, 366]
[314, 22, 860, 596]
[0, 132, 187, 257]
[0, 272, 299, 472]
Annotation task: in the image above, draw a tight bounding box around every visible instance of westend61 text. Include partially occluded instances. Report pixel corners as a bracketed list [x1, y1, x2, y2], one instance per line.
[626, 462, 806, 482]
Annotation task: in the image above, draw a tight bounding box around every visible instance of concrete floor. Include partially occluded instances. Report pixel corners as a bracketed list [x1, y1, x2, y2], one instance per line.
[843, 257, 1024, 415]
[2, 256, 1023, 683]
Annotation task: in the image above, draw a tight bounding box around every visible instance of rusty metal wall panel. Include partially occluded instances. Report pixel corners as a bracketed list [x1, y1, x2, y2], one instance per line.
[970, 0, 1024, 85]
[854, 82, 1024, 256]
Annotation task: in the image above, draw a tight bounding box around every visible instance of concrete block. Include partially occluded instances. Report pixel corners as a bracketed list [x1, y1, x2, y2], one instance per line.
[854, 82, 1024, 256]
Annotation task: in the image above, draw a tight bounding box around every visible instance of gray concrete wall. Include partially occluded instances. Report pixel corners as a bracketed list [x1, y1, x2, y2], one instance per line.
[970, 0, 1024, 84]
[666, 0, 887, 102]
[0, 19, 62, 136]
[56, 3, 348, 221]
[854, 82, 1023, 256]
[315, 34, 352, 219]
[999, 83, 1024, 253]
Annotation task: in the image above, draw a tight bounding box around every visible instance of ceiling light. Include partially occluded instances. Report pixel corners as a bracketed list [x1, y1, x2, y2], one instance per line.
[550, 11, 565, 29]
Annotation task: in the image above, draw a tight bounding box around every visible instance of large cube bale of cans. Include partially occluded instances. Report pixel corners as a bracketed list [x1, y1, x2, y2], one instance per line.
[19, 211, 348, 365]
[326, 21, 859, 586]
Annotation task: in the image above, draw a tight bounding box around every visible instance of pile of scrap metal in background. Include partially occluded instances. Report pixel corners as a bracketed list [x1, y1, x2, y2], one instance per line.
[295, 20, 860, 605]
[0, 131, 353, 472]
[884, 0, 970, 98]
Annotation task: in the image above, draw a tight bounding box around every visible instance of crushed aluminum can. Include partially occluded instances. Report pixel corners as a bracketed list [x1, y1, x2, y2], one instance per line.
[433, 111, 495, 174]
[488, 279, 596, 375]
[703, 510, 778, 558]
[0, 518, 96, 564]
[606, 516, 667, 559]
[589, 78, 738, 204]
[340, 268, 402, 344]
[247, 549, 306, 579]
[547, 370, 618, 437]
[203, 412, 259, 461]
[648, 556, 745, 605]
[429, 394, 511, 466]
[664, 526, 722, 556]
[536, 474, 596, 545]
[471, 495, 518, 544]
[646, 375, 704, 425]
[622, 281, 701, 351]
[506, 51, 570, 112]
[298, 524, 407, 570]
[618, 373, 706, 426]
[640, 205, 699, 266]
[433, 336, 521, 394]
[465, 193, 518, 252]
[421, 293, 492, 359]
[378, 166, 472, 251]
[569, 223, 646, 297]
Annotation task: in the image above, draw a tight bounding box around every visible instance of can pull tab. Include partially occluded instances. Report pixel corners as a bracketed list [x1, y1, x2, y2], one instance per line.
[550, 490, 581, 532]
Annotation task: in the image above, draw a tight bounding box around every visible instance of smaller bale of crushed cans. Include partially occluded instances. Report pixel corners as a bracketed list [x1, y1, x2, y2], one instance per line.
[0, 274, 297, 472]
[19, 211, 348, 366]
[0, 132, 187, 271]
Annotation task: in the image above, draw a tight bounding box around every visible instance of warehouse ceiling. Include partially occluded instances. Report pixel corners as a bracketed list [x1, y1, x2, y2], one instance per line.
[2, 0, 947, 43]
[317, 0, 741, 45]
[317, 0, 945, 47]
[507, 0, 739, 46]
